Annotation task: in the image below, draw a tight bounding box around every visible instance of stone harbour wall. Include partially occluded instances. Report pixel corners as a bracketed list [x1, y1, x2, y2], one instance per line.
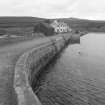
[13, 34, 71, 105]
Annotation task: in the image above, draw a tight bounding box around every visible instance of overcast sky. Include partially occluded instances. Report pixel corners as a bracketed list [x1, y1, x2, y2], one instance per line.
[0, 0, 105, 20]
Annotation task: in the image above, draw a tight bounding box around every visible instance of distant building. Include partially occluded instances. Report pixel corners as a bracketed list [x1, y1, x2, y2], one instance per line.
[50, 20, 72, 33]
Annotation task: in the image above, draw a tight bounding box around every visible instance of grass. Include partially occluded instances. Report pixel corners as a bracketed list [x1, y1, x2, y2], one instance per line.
[50, 18, 105, 32]
[0, 33, 45, 47]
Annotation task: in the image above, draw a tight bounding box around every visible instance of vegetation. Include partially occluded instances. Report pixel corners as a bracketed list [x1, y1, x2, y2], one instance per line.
[0, 16, 45, 27]
[52, 18, 105, 32]
[0, 17, 105, 37]
[33, 22, 54, 36]
[0, 16, 45, 36]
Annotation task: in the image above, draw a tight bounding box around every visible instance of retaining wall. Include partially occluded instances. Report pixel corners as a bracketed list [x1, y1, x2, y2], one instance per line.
[14, 34, 71, 105]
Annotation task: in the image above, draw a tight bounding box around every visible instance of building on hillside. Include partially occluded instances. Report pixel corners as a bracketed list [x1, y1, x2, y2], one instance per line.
[50, 20, 72, 33]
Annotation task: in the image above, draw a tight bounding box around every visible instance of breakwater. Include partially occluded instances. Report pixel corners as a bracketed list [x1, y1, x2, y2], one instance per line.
[13, 34, 75, 105]
[36, 33, 105, 105]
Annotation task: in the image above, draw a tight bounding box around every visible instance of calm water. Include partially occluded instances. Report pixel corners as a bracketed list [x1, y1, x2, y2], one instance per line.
[36, 33, 105, 105]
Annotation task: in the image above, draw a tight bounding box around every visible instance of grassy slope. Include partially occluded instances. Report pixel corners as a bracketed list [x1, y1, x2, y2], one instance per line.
[0, 16, 45, 27]
[0, 16, 105, 35]
[0, 16, 46, 36]
[50, 18, 105, 32]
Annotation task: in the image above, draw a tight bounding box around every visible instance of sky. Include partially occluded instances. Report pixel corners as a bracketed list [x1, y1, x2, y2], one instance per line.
[0, 0, 105, 20]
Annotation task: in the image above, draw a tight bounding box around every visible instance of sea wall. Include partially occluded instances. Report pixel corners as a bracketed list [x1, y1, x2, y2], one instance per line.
[13, 34, 71, 105]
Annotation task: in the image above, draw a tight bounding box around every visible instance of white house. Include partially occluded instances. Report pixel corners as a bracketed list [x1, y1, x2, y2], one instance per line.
[50, 20, 72, 33]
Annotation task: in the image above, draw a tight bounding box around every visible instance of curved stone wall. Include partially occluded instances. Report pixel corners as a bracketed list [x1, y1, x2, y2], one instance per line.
[14, 34, 71, 105]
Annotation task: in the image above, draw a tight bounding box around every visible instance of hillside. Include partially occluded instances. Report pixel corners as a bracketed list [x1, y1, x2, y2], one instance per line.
[0, 16, 46, 36]
[0, 16, 105, 36]
[51, 18, 105, 32]
[0, 16, 105, 31]
[0, 16, 45, 27]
